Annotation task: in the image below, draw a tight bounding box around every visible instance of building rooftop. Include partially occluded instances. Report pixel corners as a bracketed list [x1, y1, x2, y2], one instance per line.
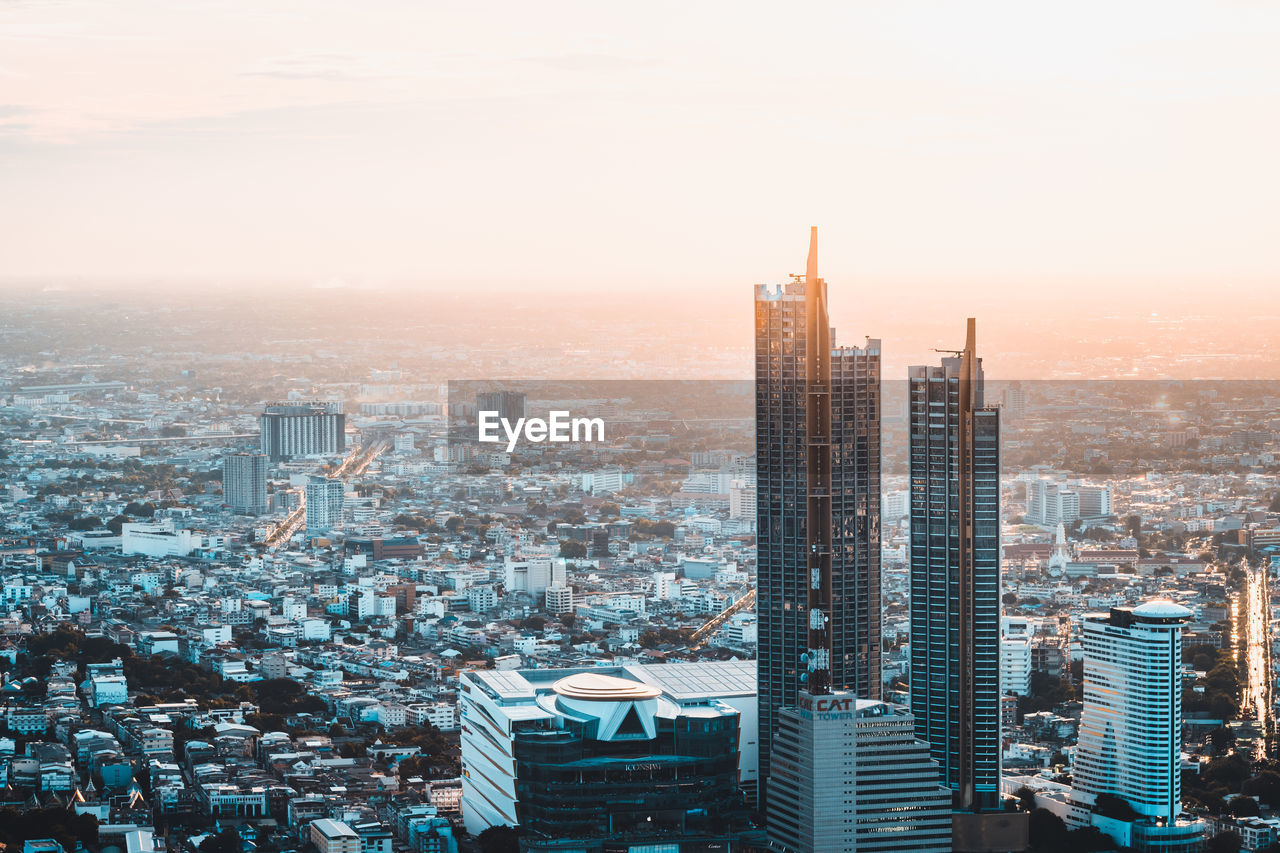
[1132, 599, 1193, 619]
[552, 672, 660, 701]
[469, 659, 756, 705]
[627, 659, 756, 700]
[311, 818, 357, 839]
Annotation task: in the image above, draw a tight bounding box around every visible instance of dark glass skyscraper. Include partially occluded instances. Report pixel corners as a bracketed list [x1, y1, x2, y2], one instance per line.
[755, 228, 881, 795]
[908, 319, 1002, 812]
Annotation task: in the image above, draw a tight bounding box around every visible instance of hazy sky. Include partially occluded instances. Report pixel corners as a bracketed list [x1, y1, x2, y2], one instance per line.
[3, 0, 1280, 306]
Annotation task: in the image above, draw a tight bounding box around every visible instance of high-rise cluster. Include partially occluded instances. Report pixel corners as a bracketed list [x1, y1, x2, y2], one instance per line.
[757, 231, 1016, 853]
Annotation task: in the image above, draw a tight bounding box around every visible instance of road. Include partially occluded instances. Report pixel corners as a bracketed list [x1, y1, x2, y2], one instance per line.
[263, 441, 386, 549]
[1238, 562, 1273, 754]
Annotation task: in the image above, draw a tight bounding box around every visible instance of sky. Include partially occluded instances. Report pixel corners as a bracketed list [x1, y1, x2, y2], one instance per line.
[2, 0, 1280, 314]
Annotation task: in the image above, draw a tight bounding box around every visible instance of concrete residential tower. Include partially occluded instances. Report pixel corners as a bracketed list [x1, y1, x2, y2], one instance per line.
[222, 452, 268, 515]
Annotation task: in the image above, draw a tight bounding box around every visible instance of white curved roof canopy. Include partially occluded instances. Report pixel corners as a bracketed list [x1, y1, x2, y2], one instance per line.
[1132, 599, 1192, 619]
[552, 672, 662, 701]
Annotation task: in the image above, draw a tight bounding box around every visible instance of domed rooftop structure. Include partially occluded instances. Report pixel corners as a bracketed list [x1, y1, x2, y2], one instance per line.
[1132, 599, 1192, 619]
[551, 672, 661, 701]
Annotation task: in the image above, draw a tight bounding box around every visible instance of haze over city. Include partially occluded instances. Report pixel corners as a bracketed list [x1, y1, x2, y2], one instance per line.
[3, 1, 1280, 349]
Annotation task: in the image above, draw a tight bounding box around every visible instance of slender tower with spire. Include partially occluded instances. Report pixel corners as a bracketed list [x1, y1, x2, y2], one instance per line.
[754, 229, 882, 804]
[762, 233, 952, 852]
[908, 320, 1027, 852]
[802, 226, 834, 695]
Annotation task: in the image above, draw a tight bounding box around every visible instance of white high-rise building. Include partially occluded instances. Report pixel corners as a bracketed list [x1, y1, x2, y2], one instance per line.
[1028, 479, 1082, 527]
[767, 693, 952, 853]
[503, 557, 565, 598]
[305, 477, 346, 532]
[1069, 601, 1204, 848]
[1059, 491, 1081, 525]
[652, 571, 678, 601]
[467, 585, 497, 613]
[681, 466, 733, 494]
[1000, 616, 1032, 697]
[1027, 479, 1058, 526]
[580, 468, 629, 494]
[883, 490, 909, 521]
[1077, 484, 1113, 519]
[729, 479, 757, 520]
[544, 585, 574, 616]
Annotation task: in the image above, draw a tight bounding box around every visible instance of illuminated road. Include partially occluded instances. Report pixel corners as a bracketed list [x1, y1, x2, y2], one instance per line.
[689, 588, 757, 650]
[1239, 563, 1273, 752]
[264, 441, 386, 550]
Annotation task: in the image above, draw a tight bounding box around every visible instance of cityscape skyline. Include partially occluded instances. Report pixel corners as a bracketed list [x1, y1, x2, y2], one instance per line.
[0, 240, 1277, 852]
[4, 2, 1280, 850]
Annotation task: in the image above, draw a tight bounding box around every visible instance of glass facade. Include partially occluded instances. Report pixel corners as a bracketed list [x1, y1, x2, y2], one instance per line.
[512, 712, 750, 852]
[907, 320, 1002, 811]
[754, 275, 881, 794]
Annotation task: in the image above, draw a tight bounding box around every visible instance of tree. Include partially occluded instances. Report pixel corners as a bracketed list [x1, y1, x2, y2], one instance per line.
[1093, 793, 1136, 821]
[1019, 670, 1075, 716]
[1228, 796, 1260, 818]
[1201, 753, 1253, 794]
[477, 825, 520, 853]
[250, 678, 327, 715]
[0, 807, 99, 853]
[1014, 786, 1037, 812]
[197, 827, 241, 853]
[597, 502, 620, 518]
[1208, 831, 1243, 853]
[1210, 726, 1235, 754]
[1064, 827, 1119, 852]
[124, 501, 157, 517]
[559, 540, 587, 559]
[107, 514, 131, 534]
[1242, 770, 1280, 808]
[393, 513, 429, 532]
[67, 515, 103, 531]
[1027, 808, 1066, 853]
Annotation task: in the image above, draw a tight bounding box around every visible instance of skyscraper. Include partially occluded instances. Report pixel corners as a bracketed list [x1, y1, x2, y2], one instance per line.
[260, 401, 346, 462]
[1070, 601, 1202, 849]
[755, 228, 881, 796]
[908, 319, 1002, 812]
[222, 452, 268, 515]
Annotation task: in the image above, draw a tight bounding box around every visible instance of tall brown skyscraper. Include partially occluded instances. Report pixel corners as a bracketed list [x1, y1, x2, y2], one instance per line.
[755, 228, 882, 799]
